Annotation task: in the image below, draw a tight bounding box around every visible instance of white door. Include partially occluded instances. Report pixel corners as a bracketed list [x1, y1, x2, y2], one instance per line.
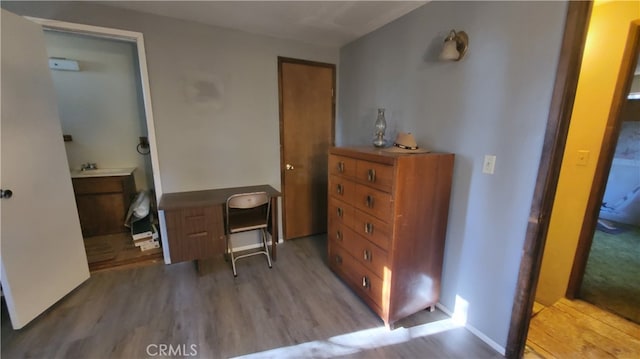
[0, 9, 90, 329]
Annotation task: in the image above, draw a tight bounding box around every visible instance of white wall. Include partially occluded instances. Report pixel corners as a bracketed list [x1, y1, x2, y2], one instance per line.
[630, 75, 640, 96]
[3, 1, 339, 195]
[44, 31, 153, 191]
[600, 122, 640, 225]
[338, 0, 567, 351]
[3, 1, 339, 249]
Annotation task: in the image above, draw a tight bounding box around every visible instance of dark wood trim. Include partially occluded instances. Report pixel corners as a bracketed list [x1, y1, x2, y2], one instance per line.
[505, 2, 592, 358]
[277, 56, 336, 240]
[566, 20, 640, 299]
[277, 56, 336, 69]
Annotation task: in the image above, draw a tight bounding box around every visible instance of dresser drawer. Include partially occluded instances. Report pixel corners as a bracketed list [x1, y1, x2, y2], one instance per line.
[329, 197, 355, 230]
[328, 240, 346, 272]
[328, 243, 384, 311]
[329, 175, 356, 204]
[329, 218, 387, 279]
[328, 217, 356, 247]
[354, 209, 391, 251]
[329, 154, 357, 178]
[356, 160, 394, 192]
[354, 237, 388, 281]
[355, 184, 392, 221]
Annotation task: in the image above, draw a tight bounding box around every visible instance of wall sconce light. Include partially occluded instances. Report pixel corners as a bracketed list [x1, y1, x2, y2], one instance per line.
[440, 30, 469, 61]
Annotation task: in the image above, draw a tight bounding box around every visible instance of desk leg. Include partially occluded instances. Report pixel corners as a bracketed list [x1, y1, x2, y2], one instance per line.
[270, 197, 278, 261]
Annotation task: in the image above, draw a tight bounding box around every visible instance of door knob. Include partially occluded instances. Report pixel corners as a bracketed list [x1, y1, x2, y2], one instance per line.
[0, 189, 13, 199]
[285, 164, 295, 171]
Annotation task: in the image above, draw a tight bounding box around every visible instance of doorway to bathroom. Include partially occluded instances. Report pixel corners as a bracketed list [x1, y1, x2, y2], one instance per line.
[39, 24, 163, 271]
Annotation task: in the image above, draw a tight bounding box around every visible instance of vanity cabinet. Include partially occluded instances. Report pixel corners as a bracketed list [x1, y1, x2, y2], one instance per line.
[72, 174, 136, 237]
[327, 147, 454, 328]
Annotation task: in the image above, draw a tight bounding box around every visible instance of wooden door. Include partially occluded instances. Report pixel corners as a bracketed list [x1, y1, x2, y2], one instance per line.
[0, 10, 90, 329]
[279, 58, 335, 240]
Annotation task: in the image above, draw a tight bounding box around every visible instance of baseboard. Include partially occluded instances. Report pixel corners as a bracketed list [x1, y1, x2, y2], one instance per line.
[436, 303, 506, 356]
[464, 321, 506, 356]
[435, 302, 452, 316]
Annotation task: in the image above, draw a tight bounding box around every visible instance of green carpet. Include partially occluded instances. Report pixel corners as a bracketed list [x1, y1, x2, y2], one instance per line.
[579, 224, 640, 324]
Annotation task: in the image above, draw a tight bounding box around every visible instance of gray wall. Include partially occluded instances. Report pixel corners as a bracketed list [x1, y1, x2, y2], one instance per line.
[338, 0, 567, 350]
[3, 1, 339, 195]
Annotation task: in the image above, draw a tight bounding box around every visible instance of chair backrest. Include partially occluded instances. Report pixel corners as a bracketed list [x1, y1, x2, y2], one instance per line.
[227, 192, 269, 209]
[225, 191, 271, 234]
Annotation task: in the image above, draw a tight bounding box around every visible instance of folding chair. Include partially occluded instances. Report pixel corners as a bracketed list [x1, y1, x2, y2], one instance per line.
[225, 191, 272, 276]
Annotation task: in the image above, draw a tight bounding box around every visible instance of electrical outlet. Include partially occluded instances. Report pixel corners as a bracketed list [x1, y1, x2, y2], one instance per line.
[483, 155, 496, 174]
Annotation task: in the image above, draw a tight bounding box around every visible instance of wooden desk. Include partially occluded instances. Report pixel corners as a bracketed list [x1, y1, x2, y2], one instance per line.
[159, 185, 281, 265]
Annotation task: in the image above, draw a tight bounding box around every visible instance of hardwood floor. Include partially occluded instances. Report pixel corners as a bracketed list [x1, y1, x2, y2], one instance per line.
[1, 235, 502, 359]
[84, 232, 163, 272]
[527, 298, 640, 358]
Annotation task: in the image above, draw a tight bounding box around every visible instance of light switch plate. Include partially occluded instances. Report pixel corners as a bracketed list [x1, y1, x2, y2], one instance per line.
[576, 150, 590, 166]
[483, 155, 496, 174]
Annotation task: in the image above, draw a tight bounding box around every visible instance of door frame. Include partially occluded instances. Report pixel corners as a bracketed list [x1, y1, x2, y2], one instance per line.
[24, 17, 169, 261]
[566, 20, 640, 299]
[505, 2, 593, 358]
[277, 56, 336, 240]
[27, 16, 163, 199]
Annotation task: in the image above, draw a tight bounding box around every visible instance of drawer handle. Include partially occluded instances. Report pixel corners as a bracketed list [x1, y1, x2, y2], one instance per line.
[337, 207, 343, 218]
[364, 222, 374, 234]
[367, 169, 376, 182]
[337, 161, 345, 173]
[335, 255, 343, 264]
[365, 195, 374, 208]
[336, 230, 342, 241]
[337, 183, 343, 195]
[362, 276, 370, 289]
[363, 249, 371, 262]
[188, 231, 208, 238]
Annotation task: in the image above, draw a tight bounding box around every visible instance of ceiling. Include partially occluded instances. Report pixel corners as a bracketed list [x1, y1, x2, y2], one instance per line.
[101, 1, 428, 47]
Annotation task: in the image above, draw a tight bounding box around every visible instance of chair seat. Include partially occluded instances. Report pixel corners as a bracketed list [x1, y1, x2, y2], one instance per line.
[228, 210, 268, 233]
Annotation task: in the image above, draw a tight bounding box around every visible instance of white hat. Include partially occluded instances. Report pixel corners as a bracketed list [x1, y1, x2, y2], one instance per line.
[383, 133, 430, 153]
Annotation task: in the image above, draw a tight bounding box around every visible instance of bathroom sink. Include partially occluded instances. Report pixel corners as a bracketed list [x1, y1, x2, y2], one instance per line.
[70, 167, 136, 178]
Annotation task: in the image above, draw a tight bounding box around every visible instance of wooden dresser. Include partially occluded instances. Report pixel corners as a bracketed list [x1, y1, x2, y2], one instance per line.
[327, 147, 454, 328]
